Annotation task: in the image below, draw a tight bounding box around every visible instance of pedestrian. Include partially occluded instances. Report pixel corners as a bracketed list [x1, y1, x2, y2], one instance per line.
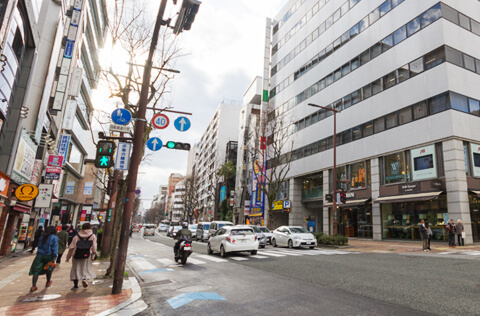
[67, 225, 77, 246]
[28, 226, 58, 292]
[29, 226, 43, 253]
[446, 219, 456, 248]
[456, 219, 464, 246]
[419, 219, 428, 251]
[426, 222, 433, 251]
[66, 222, 97, 291]
[56, 225, 69, 264]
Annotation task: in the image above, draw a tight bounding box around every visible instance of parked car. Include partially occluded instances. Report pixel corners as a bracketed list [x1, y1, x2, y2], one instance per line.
[143, 224, 156, 236]
[258, 226, 273, 244]
[132, 224, 140, 232]
[248, 226, 266, 248]
[208, 221, 233, 238]
[167, 221, 180, 237]
[157, 224, 168, 232]
[195, 222, 211, 242]
[271, 226, 317, 249]
[171, 226, 182, 238]
[188, 224, 198, 234]
[207, 225, 259, 257]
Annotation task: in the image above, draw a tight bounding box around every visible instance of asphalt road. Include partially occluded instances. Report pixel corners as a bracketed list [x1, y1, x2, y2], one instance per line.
[128, 231, 480, 315]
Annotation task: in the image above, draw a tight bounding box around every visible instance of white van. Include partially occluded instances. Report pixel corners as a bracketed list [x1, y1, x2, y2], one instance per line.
[208, 221, 233, 239]
[143, 224, 156, 236]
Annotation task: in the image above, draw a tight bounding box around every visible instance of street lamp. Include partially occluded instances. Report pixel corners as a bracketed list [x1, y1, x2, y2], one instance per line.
[308, 103, 339, 235]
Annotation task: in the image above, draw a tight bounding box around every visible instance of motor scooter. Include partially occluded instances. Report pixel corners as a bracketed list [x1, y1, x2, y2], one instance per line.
[174, 240, 193, 264]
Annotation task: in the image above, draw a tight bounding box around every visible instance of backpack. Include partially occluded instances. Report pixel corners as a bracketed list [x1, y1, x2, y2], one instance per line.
[73, 234, 93, 259]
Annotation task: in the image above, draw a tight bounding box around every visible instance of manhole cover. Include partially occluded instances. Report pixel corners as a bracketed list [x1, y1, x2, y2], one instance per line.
[23, 294, 62, 302]
[177, 285, 211, 292]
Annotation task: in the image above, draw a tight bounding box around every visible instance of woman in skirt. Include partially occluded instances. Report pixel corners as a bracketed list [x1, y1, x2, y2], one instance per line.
[28, 226, 58, 291]
[66, 222, 97, 290]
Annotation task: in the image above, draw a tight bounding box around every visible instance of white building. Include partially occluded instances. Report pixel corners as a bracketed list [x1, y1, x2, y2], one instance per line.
[195, 101, 241, 220]
[151, 185, 168, 208]
[266, 0, 480, 243]
[170, 179, 186, 221]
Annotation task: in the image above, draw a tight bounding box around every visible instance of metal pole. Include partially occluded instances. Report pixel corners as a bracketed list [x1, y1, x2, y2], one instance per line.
[100, 169, 119, 256]
[112, 0, 168, 295]
[332, 111, 337, 235]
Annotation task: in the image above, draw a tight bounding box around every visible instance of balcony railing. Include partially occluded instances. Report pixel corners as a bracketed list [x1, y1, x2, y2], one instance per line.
[302, 186, 323, 201]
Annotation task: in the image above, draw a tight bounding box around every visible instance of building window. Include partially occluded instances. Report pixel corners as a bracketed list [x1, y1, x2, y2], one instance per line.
[464, 55, 476, 72]
[445, 46, 463, 67]
[352, 126, 362, 140]
[459, 13, 471, 30]
[469, 98, 480, 116]
[393, 26, 407, 45]
[409, 57, 424, 75]
[350, 161, 367, 189]
[450, 92, 469, 113]
[385, 112, 398, 129]
[421, 3, 441, 27]
[398, 107, 412, 125]
[67, 140, 84, 174]
[362, 121, 374, 137]
[374, 117, 385, 133]
[429, 93, 449, 114]
[412, 101, 428, 120]
[384, 152, 406, 184]
[424, 47, 445, 69]
[407, 17, 421, 36]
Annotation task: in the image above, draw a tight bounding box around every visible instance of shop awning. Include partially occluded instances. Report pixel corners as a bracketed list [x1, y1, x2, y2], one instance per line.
[324, 198, 370, 207]
[13, 203, 31, 213]
[470, 190, 480, 196]
[374, 191, 443, 204]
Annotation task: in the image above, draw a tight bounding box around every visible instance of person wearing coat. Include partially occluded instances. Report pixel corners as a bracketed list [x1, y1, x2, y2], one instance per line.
[447, 219, 456, 248]
[28, 226, 58, 292]
[29, 226, 43, 253]
[67, 225, 78, 246]
[456, 219, 464, 246]
[56, 225, 69, 264]
[419, 219, 428, 251]
[66, 223, 97, 290]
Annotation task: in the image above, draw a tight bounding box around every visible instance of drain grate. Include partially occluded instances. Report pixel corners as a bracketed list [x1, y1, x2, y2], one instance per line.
[143, 279, 172, 287]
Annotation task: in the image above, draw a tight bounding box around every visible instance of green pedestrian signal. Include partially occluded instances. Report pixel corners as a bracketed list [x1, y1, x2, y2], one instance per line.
[95, 141, 115, 168]
[165, 141, 191, 151]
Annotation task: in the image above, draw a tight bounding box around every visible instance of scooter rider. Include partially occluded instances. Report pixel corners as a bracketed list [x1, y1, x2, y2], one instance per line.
[174, 222, 192, 254]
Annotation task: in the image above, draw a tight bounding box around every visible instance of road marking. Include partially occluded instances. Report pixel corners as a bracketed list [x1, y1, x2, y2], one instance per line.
[168, 292, 226, 309]
[272, 250, 304, 256]
[257, 251, 286, 257]
[187, 258, 206, 265]
[251, 255, 268, 259]
[129, 257, 157, 271]
[139, 268, 174, 275]
[157, 258, 176, 266]
[229, 256, 249, 261]
[196, 255, 228, 263]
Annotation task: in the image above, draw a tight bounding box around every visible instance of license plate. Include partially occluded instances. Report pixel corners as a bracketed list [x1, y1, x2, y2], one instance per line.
[239, 240, 246, 243]
[184, 247, 191, 250]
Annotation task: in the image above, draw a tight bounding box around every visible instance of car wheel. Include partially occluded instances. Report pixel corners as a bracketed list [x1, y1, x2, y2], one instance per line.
[251, 250, 257, 255]
[272, 238, 277, 247]
[288, 239, 293, 249]
[220, 245, 226, 258]
[207, 243, 213, 254]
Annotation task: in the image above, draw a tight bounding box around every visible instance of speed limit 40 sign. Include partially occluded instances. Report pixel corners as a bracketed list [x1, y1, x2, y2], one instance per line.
[152, 113, 169, 129]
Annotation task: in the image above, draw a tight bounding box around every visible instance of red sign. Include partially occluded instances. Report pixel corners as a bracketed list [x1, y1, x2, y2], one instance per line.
[47, 155, 64, 167]
[151, 113, 169, 129]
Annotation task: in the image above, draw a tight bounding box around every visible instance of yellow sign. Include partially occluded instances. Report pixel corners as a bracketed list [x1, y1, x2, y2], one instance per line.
[15, 184, 39, 201]
[272, 201, 283, 211]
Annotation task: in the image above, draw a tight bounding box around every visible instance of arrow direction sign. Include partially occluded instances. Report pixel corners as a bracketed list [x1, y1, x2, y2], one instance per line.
[174, 116, 191, 132]
[111, 108, 132, 126]
[146, 137, 162, 151]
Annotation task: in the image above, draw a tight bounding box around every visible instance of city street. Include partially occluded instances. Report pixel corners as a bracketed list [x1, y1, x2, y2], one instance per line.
[128, 232, 480, 315]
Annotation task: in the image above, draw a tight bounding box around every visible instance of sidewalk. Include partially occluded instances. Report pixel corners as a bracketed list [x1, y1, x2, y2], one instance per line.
[346, 238, 480, 253]
[0, 250, 135, 315]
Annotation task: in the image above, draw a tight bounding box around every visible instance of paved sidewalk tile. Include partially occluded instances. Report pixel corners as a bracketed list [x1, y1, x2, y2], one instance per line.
[0, 251, 133, 315]
[346, 239, 480, 254]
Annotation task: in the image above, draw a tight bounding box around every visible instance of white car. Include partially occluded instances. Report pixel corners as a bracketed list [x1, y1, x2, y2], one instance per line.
[271, 226, 317, 249]
[188, 224, 198, 234]
[143, 224, 156, 236]
[258, 226, 273, 244]
[171, 226, 182, 238]
[207, 225, 259, 257]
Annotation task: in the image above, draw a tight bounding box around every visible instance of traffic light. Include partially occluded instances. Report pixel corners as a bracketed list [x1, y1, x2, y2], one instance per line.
[165, 141, 191, 151]
[95, 141, 115, 168]
[340, 191, 347, 204]
[173, 0, 201, 35]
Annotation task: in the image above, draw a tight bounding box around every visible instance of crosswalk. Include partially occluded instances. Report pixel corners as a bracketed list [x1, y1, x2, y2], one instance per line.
[435, 251, 480, 256]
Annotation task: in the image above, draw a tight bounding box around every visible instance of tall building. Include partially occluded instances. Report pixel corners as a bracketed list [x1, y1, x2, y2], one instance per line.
[195, 101, 241, 220]
[166, 173, 184, 216]
[266, 0, 480, 242]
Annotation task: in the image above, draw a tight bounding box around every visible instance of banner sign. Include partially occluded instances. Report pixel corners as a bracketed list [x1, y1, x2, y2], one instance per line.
[47, 155, 64, 167]
[57, 134, 71, 162]
[83, 182, 93, 195]
[114, 142, 132, 170]
[35, 184, 54, 208]
[45, 167, 62, 180]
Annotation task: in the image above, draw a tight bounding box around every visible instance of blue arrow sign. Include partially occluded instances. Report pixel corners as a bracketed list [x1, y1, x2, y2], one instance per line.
[167, 292, 226, 310]
[174, 116, 191, 132]
[146, 137, 162, 151]
[111, 109, 132, 126]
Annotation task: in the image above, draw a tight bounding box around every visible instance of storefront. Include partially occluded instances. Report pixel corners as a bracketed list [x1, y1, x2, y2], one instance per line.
[469, 192, 480, 242]
[328, 200, 372, 238]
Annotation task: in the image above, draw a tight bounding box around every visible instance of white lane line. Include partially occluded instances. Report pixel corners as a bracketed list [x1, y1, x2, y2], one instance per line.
[128, 257, 157, 271]
[251, 255, 268, 259]
[257, 251, 286, 257]
[157, 258, 176, 266]
[272, 250, 304, 256]
[229, 256, 249, 261]
[195, 254, 228, 263]
[187, 258, 206, 265]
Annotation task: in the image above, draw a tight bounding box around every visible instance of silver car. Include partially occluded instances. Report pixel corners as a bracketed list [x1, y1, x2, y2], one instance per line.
[248, 226, 266, 248]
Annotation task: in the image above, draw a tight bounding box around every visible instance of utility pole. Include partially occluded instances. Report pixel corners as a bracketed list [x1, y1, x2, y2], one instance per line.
[100, 169, 119, 257]
[111, 0, 168, 295]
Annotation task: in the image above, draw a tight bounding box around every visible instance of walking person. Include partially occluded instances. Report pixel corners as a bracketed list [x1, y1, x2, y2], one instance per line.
[28, 226, 58, 292]
[67, 225, 77, 246]
[447, 219, 456, 248]
[29, 226, 43, 253]
[456, 219, 464, 246]
[426, 222, 433, 251]
[56, 225, 69, 264]
[419, 219, 428, 251]
[66, 223, 97, 291]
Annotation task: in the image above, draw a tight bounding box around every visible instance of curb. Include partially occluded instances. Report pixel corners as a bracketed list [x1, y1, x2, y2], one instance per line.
[94, 277, 147, 316]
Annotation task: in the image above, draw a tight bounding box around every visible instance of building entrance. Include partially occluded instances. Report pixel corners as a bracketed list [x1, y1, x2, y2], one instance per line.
[331, 204, 372, 238]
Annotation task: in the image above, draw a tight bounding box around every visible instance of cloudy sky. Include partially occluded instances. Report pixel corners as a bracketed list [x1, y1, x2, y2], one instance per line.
[96, 0, 289, 207]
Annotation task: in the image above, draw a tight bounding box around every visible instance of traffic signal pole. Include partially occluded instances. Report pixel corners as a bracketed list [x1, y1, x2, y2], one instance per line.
[111, 0, 168, 295]
[100, 169, 119, 257]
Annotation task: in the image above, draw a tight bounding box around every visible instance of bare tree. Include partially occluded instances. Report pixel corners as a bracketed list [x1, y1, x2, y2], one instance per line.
[182, 172, 199, 223]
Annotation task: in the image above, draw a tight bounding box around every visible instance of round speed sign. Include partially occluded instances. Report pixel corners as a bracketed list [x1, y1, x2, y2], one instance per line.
[152, 113, 169, 129]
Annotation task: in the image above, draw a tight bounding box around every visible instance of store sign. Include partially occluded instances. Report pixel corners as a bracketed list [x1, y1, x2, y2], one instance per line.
[35, 184, 54, 208]
[410, 145, 437, 181]
[250, 207, 263, 216]
[45, 167, 62, 180]
[12, 130, 37, 184]
[83, 182, 93, 195]
[65, 181, 75, 195]
[62, 100, 77, 130]
[57, 134, 71, 161]
[470, 143, 480, 178]
[47, 155, 64, 167]
[346, 192, 355, 198]
[272, 201, 283, 211]
[399, 183, 420, 194]
[15, 184, 39, 201]
[431, 180, 442, 189]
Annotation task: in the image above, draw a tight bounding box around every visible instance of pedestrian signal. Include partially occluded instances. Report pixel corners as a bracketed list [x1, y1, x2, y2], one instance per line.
[95, 141, 115, 168]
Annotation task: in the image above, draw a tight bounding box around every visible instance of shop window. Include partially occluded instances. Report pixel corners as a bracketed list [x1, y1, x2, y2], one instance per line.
[409, 57, 424, 76]
[374, 117, 385, 133]
[471, 19, 480, 36]
[464, 55, 476, 72]
[398, 107, 412, 125]
[441, 3, 458, 25]
[381, 35, 393, 52]
[336, 166, 348, 190]
[384, 152, 406, 184]
[445, 46, 463, 67]
[424, 46, 445, 69]
[362, 84, 372, 99]
[362, 121, 374, 137]
[397, 65, 409, 82]
[407, 17, 421, 37]
[352, 126, 362, 140]
[350, 161, 367, 189]
[468, 98, 480, 116]
[429, 93, 449, 114]
[369, 8, 380, 25]
[421, 4, 441, 27]
[459, 13, 471, 30]
[393, 26, 407, 45]
[385, 112, 398, 129]
[412, 101, 428, 120]
[450, 92, 469, 113]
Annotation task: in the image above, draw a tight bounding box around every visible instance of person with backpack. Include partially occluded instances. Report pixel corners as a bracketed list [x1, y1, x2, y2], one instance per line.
[28, 226, 58, 292]
[66, 222, 97, 291]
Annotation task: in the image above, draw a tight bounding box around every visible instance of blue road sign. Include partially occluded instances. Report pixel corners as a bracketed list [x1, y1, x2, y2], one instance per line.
[111, 108, 132, 126]
[146, 137, 162, 151]
[174, 116, 191, 132]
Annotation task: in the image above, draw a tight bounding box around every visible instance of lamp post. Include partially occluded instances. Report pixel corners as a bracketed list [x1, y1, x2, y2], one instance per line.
[308, 103, 339, 235]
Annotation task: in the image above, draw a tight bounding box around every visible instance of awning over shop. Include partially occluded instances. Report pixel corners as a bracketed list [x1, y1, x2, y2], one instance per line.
[470, 190, 480, 196]
[13, 204, 31, 213]
[374, 191, 443, 204]
[324, 198, 370, 207]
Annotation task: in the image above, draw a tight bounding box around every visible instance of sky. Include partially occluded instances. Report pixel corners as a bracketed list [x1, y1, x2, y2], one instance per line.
[95, 0, 289, 207]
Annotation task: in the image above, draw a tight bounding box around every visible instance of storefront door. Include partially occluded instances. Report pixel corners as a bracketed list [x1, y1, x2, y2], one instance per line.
[470, 194, 480, 242]
[331, 205, 372, 238]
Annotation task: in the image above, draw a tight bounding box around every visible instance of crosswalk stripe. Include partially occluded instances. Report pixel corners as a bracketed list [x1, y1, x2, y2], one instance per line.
[251, 255, 268, 259]
[187, 258, 206, 264]
[157, 258, 176, 265]
[257, 251, 286, 257]
[273, 250, 304, 256]
[229, 256, 249, 261]
[196, 254, 229, 263]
